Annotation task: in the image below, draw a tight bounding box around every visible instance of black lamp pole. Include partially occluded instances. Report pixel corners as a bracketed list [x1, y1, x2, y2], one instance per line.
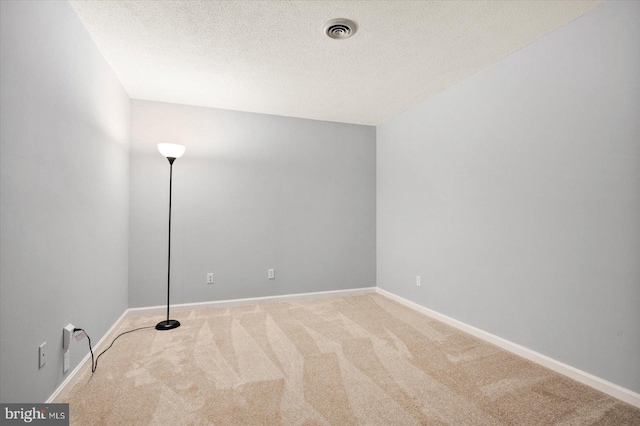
[156, 156, 181, 330]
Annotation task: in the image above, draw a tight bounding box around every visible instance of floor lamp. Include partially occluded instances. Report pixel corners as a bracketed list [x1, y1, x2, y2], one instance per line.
[156, 143, 186, 331]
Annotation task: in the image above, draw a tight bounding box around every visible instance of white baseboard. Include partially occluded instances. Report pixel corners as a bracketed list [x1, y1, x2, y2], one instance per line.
[51, 286, 638, 409]
[46, 309, 131, 403]
[46, 286, 376, 402]
[127, 287, 377, 316]
[375, 287, 640, 409]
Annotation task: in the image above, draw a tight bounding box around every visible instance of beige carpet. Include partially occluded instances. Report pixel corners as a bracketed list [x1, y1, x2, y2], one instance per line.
[63, 293, 640, 425]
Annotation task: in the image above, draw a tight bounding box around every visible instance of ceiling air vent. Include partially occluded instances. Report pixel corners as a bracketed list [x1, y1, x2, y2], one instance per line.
[323, 18, 358, 40]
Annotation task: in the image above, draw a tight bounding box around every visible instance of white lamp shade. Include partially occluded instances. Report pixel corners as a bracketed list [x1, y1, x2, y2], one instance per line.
[157, 143, 186, 159]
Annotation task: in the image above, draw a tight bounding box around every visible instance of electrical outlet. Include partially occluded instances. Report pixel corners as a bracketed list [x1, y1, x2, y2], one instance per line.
[63, 324, 75, 349]
[63, 350, 70, 373]
[268, 269, 275, 279]
[207, 273, 214, 284]
[416, 275, 421, 287]
[39, 342, 46, 368]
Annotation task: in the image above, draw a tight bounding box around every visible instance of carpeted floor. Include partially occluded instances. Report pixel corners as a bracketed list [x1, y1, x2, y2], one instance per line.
[63, 293, 640, 425]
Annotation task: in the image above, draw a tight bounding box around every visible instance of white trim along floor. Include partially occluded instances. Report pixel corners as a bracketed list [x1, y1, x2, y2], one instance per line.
[48, 286, 640, 409]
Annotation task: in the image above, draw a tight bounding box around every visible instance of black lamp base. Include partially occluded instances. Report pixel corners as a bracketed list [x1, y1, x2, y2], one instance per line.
[155, 319, 181, 330]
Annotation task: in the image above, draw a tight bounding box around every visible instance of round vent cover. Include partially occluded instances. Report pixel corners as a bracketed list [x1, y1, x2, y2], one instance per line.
[323, 18, 358, 40]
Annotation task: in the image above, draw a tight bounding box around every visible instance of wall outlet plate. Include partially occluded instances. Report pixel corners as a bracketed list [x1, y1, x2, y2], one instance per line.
[63, 350, 70, 373]
[39, 342, 46, 368]
[207, 273, 214, 284]
[268, 269, 275, 279]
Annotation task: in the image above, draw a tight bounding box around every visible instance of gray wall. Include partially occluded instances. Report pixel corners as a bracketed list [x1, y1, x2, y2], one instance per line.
[129, 100, 375, 307]
[377, 0, 640, 393]
[0, 1, 130, 402]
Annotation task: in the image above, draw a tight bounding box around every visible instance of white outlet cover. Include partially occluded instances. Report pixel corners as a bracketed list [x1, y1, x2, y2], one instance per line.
[39, 342, 46, 368]
[63, 350, 70, 373]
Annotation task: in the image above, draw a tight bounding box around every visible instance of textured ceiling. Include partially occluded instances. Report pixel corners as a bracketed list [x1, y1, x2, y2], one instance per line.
[69, 1, 605, 125]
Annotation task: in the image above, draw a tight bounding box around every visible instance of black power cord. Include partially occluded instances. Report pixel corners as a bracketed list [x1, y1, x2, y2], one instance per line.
[73, 326, 154, 373]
